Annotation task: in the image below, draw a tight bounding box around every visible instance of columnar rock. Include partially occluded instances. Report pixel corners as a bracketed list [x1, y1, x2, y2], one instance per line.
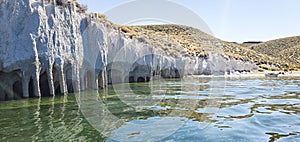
[0, 0, 257, 101]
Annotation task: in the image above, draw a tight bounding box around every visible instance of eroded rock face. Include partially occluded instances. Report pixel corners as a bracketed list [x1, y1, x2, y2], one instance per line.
[0, 0, 257, 101]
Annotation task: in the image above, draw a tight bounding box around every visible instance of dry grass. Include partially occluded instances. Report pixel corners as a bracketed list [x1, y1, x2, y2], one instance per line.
[123, 24, 299, 70]
[250, 36, 300, 69]
[118, 26, 138, 38]
[60, 2, 299, 71]
[129, 24, 221, 58]
[277, 45, 300, 68]
[250, 36, 300, 56]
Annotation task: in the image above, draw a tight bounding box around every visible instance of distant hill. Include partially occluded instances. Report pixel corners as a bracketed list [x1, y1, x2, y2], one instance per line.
[250, 36, 300, 56]
[249, 36, 300, 69]
[274, 45, 300, 67]
[242, 41, 262, 47]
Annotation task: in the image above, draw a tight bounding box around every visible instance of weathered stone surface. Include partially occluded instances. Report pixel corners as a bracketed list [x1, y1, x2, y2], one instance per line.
[0, 0, 257, 101]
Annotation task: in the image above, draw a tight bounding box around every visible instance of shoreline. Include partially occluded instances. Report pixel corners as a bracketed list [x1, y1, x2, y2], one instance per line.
[191, 71, 300, 78]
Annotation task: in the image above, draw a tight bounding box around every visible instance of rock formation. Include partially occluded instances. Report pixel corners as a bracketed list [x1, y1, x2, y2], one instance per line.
[0, 0, 258, 101]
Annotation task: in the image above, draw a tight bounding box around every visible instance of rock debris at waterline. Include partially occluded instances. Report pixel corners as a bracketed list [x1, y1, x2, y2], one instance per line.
[0, 0, 257, 101]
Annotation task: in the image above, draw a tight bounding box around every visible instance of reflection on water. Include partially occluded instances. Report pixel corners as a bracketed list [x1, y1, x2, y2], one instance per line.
[0, 77, 300, 141]
[0, 94, 104, 141]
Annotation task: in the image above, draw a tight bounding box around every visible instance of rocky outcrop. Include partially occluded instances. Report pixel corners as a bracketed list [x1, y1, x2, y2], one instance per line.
[0, 0, 258, 101]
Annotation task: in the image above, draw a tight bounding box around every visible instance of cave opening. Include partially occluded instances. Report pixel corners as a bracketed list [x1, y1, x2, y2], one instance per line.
[39, 71, 51, 97]
[129, 76, 135, 83]
[29, 77, 35, 98]
[0, 72, 7, 101]
[174, 69, 181, 78]
[52, 66, 61, 95]
[13, 80, 23, 100]
[137, 77, 145, 82]
[107, 69, 122, 84]
[65, 67, 74, 93]
[0, 86, 4, 101]
[98, 70, 104, 89]
[4, 93, 10, 101]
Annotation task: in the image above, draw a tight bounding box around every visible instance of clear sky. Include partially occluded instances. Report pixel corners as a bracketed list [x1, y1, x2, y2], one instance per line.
[77, 0, 300, 43]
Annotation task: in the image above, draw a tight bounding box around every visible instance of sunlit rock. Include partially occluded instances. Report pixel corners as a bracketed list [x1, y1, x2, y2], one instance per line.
[0, 0, 258, 101]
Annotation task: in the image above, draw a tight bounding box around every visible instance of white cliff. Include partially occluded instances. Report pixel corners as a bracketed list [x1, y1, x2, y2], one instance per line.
[0, 0, 257, 101]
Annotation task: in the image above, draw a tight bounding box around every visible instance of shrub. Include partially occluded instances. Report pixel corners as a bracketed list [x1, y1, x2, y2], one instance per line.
[53, 0, 88, 13]
[259, 65, 269, 70]
[258, 69, 264, 72]
[56, 0, 68, 6]
[119, 26, 138, 37]
[77, 4, 87, 13]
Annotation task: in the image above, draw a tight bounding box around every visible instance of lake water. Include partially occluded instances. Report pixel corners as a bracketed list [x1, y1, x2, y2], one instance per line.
[0, 77, 300, 141]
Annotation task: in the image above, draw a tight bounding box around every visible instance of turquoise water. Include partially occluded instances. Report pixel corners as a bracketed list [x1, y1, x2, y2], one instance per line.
[0, 77, 300, 141]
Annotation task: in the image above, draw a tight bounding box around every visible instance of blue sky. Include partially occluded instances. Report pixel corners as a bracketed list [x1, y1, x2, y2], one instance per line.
[77, 0, 300, 43]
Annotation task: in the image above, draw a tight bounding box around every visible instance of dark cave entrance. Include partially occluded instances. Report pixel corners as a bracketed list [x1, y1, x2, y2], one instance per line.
[29, 77, 35, 98]
[98, 70, 105, 89]
[52, 66, 61, 95]
[65, 67, 74, 93]
[39, 71, 51, 97]
[13, 80, 23, 100]
[137, 77, 145, 82]
[129, 76, 135, 83]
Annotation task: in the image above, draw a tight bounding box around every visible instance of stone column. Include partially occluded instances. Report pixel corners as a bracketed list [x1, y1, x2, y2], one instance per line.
[33, 71, 41, 97]
[98, 69, 108, 89]
[103, 69, 108, 88]
[41, 0, 45, 7]
[72, 64, 81, 92]
[80, 74, 85, 91]
[59, 65, 67, 94]
[51, 0, 56, 16]
[47, 66, 55, 96]
[90, 71, 97, 90]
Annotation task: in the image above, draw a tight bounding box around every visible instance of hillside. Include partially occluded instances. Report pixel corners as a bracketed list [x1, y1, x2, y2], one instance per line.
[128, 25, 220, 58]
[122, 25, 298, 70]
[249, 36, 300, 69]
[277, 45, 300, 67]
[250, 36, 300, 56]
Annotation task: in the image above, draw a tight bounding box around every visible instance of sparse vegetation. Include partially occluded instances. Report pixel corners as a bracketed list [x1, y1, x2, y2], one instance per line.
[47, 2, 300, 70]
[250, 36, 300, 56]
[55, 0, 67, 6]
[259, 65, 269, 70]
[77, 4, 87, 13]
[250, 36, 300, 69]
[119, 26, 138, 38]
[129, 25, 219, 58]
[48, 0, 87, 13]
[128, 24, 300, 70]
